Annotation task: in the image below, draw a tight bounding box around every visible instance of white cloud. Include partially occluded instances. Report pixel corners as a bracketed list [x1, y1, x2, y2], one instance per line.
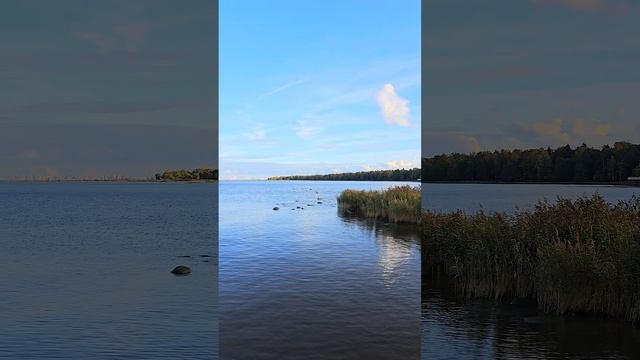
[363, 164, 385, 171]
[376, 83, 410, 127]
[362, 160, 415, 171]
[244, 123, 266, 141]
[386, 160, 414, 169]
[295, 120, 319, 139]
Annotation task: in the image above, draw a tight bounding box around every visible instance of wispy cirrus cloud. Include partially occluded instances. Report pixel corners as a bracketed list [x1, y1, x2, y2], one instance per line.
[260, 79, 307, 98]
[244, 123, 266, 141]
[376, 83, 410, 127]
[295, 120, 319, 139]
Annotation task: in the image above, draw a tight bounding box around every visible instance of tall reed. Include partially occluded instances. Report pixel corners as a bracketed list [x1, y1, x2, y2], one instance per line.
[337, 185, 421, 224]
[422, 194, 640, 323]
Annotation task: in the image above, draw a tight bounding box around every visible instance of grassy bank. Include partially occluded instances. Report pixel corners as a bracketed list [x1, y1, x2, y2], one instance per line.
[337, 185, 421, 224]
[422, 194, 640, 323]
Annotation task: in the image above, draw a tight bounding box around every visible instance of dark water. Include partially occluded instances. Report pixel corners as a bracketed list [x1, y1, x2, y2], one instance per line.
[422, 183, 639, 214]
[0, 182, 218, 359]
[422, 183, 640, 360]
[219, 181, 421, 360]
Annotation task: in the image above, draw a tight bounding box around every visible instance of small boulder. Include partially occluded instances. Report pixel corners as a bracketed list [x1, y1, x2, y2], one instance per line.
[171, 265, 191, 276]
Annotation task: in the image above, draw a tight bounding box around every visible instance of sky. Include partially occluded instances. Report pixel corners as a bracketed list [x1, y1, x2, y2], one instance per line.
[0, 1, 217, 179]
[423, 0, 640, 157]
[219, 0, 421, 180]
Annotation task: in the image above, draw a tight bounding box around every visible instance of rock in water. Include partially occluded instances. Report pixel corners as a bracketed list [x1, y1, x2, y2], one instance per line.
[171, 265, 191, 275]
[273, 207, 279, 211]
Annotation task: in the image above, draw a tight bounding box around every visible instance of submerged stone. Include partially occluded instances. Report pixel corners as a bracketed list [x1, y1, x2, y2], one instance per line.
[171, 265, 191, 276]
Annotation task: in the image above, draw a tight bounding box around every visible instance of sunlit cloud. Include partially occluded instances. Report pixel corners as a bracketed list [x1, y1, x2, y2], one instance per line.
[376, 83, 410, 127]
[525, 117, 610, 147]
[454, 134, 482, 153]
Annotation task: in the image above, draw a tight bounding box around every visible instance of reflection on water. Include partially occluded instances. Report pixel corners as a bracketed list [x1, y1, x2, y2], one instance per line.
[422, 184, 640, 359]
[340, 217, 420, 288]
[220, 181, 420, 360]
[422, 275, 640, 360]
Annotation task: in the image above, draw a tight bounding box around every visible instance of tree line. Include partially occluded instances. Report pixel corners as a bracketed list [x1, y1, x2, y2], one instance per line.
[269, 168, 421, 181]
[155, 168, 218, 181]
[421, 142, 640, 183]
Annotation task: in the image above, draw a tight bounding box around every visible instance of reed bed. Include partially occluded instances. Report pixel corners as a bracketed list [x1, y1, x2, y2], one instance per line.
[337, 185, 421, 224]
[422, 194, 640, 323]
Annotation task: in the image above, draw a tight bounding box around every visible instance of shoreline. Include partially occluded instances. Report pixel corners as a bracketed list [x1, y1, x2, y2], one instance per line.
[0, 179, 218, 184]
[421, 180, 640, 187]
[268, 179, 421, 182]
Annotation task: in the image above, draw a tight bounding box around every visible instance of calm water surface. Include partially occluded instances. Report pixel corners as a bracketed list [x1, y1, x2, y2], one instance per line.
[0, 182, 218, 359]
[219, 181, 421, 360]
[422, 183, 640, 360]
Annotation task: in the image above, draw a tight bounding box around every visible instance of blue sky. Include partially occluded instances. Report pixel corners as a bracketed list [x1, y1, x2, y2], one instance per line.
[220, 0, 421, 180]
[0, 1, 216, 179]
[423, 0, 640, 156]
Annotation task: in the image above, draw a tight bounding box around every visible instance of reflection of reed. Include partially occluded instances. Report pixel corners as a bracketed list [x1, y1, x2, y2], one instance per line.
[338, 213, 420, 241]
[339, 215, 419, 286]
[422, 274, 640, 359]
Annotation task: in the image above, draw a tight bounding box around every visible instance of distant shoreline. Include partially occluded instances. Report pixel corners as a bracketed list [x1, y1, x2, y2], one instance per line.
[421, 180, 640, 187]
[0, 179, 218, 183]
[268, 179, 421, 182]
